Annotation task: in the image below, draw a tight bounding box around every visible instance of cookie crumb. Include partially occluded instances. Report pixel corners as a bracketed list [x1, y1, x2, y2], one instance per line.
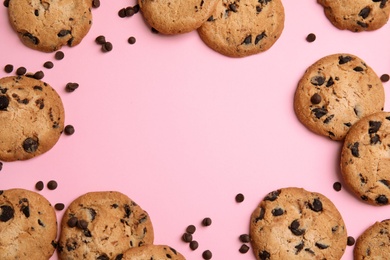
[333, 182, 342, 191]
[47, 180, 58, 190]
[380, 74, 389, 82]
[306, 33, 316, 42]
[347, 236, 355, 246]
[35, 181, 44, 191]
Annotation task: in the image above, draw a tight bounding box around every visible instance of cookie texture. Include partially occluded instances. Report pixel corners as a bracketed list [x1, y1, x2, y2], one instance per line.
[341, 112, 390, 206]
[317, 0, 390, 32]
[294, 53, 385, 141]
[0, 76, 65, 161]
[354, 219, 390, 259]
[58, 191, 154, 260]
[122, 244, 186, 260]
[138, 0, 219, 34]
[250, 187, 347, 260]
[0, 188, 57, 260]
[197, 0, 285, 58]
[8, 0, 92, 52]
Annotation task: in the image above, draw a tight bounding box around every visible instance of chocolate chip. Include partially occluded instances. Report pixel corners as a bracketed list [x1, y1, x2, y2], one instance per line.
[255, 32, 266, 44]
[350, 142, 360, 157]
[16, 67, 27, 75]
[333, 182, 342, 191]
[354, 66, 364, 72]
[114, 254, 123, 260]
[239, 244, 250, 254]
[347, 236, 355, 246]
[310, 93, 321, 104]
[359, 7, 371, 19]
[3, 0, 9, 7]
[97, 254, 109, 260]
[35, 181, 44, 191]
[57, 30, 71, 37]
[312, 107, 328, 119]
[357, 21, 368, 28]
[0, 95, 9, 110]
[306, 33, 316, 42]
[47, 180, 58, 190]
[310, 75, 325, 86]
[21, 203, 30, 218]
[242, 35, 252, 45]
[202, 217, 212, 226]
[92, 0, 100, 8]
[308, 198, 323, 212]
[43, 61, 54, 69]
[23, 33, 39, 45]
[315, 242, 329, 249]
[0, 162, 2, 171]
[255, 207, 265, 222]
[271, 207, 284, 216]
[202, 250, 212, 259]
[339, 55, 352, 64]
[239, 234, 250, 243]
[4, 64, 13, 73]
[265, 190, 280, 201]
[22, 138, 38, 153]
[55, 51, 65, 60]
[77, 219, 88, 229]
[189, 240, 199, 250]
[0, 205, 14, 222]
[55, 203, 65, 211]
[370, 134, 380, 145]
[102, 42, 113, 52]
[65, 82, 79, 92]
[64, 125, 75, 135]
[380, 74, 390, 82]
[376, 195, 388, 205]
[369, 121, 381, 134]
[182, 233, 193, 242]
[235, 193, 245, 203]
[326, 77, 335, 87]
[67, 216, 78, 227]
[33, 70, 44, 80]
[259, 250, 270, 260]
[95, 35, 106, 45]
[125, 6, 135, 16]
[295, 241, 304, 253]
[186, 224, 196, 234]
[323, 114, 334, 124]
[289, 219, 305, 235]
[128, 36, 136, 44]
[118, 8, 126, 17]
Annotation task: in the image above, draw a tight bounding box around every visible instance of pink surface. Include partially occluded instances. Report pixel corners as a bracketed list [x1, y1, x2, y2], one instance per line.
[1, 1, 390, 259]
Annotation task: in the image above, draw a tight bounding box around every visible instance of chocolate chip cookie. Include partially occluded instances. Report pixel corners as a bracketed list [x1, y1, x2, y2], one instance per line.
[318, 0, 390, 32]
[57, 191, 154, 259]
[0, 76, 65, 161]
[0, 188, 57, 260]
[294, 53, 385, 141]
[197, 0, 285, 58]
[7, 0, 93, 52]
[122, 244, 186, 259]
[138, 0, 219, 34]
[354, 219, 390, 259]
[341, 111, 390, 206]
[250, 187, 348, 260]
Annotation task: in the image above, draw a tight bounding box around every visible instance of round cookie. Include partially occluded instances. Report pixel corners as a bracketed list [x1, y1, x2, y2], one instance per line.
[7, 0, 92, 52]
[57, 191, 154, 260]
[0, 188, 57, 260]
[122, 244, 186, 260]
[250, 187, 347, 260]
[317, 0, 390, 32]
[0, 76, 65, 162]
[340, 111, 390, 206]
[197, 0, 285, 58]
[294, 53, 385, 141]
[138, 0, 219, 34]
[354, 219, 390, 259]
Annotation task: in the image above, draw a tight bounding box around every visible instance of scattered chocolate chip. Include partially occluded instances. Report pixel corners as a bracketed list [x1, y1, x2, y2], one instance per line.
[133, 4, 140, 13]
[347, 236, 355, 246]
[239, 244, 250, 254]
[4, 64, 13, 73]
[310, 93, 322, 104]
[202, 217, 212, 226]
[186, 224, 196, 234]
[55, 203, 65, 211]
[0, 162, 2, 171]
[333, 182, 342, 191]
[92, 0, 100, 8]
[47, 180, 58, 190]
[22, 138, 38, 153]
[182, 233, 193, 242]
[33, 70, 44, 80]
[189, 240, 199, 250]
[235, 193, 245, 203]
[43, 61, 54, 69]
[102, 42, 113, 52]
[239, 234, 250, 243]
[65, 82, 79, 92]
[67, 216, 78, 227]
[95, 35, 106, 45]
[306, 33, 316, 42]
[3, 0, 9, 7]
[128, 36, 136, 44]
[35, 181, 44, 191]
[202, 250, 212, 259]
[0, 95, 9, 110]
[55, 51, 65, 60]
[64, 125, 75, 135]
[125, 6, 135, 16]
[16, 67, 27, 75]
[380, 74, 390, 82]
[118, 8, 126, 18]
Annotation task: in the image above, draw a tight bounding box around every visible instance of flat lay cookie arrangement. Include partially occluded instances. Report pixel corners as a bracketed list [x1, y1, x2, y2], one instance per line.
[0, 0, 390, 259]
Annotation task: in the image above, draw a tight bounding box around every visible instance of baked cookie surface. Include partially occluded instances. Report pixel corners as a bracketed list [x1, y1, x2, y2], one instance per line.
[341, 112, 390, 206]
[317, 0, 390, 32]
[58, 191, 154, 260]
[8, 0, 92, 52]
[0, 188, 57, 260]
[294, 53, 385, 141]
[354, 219, 390, 259]
[122, 244, 186, 260]
[197, 0, 285, 58]
[250, 187, 347, 260]
[138, 0, 219, 34]
[0, 76, 65, 162]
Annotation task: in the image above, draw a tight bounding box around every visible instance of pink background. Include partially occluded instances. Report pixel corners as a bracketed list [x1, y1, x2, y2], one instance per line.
[1, 1, 390, 259]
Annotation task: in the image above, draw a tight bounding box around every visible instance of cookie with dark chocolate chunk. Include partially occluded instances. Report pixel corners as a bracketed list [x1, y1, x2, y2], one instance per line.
[0, 76, 65, 161]
[0, 188, 57, 260]
[317, 0, 390, 32]
[122, 244, 186, 260]
[354, 219, 390, 259]
[197, 0, 285, 58]
[57, 191, 154, 259]
[250, 187, 348, 260]
[294, 53, 385, 141]
[7, 0, 93, 52]
[341, 111, 390, 206]
[138, 0, 219, 34]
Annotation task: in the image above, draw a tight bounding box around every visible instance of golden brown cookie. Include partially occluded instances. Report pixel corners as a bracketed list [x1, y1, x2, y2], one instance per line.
[197, 0, 285, 58]
[57, 191, 154, 259]
[250, 187, 348, 260]
[7, 0, 93, 52]
[294, 53, 385, 141]
[0, 76, 65, 161]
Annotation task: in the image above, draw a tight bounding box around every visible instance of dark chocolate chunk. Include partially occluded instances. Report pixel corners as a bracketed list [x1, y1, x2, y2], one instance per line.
[95, 35, 106, 45]
[235, 193, 244, 203]
[47, 180, 58, 190]
[186, 224, 196, 234]
[333, 182, 342, 191]
[255, 32, 266, 44]
[289, 219, 305, 235]
[350, 142, 360, 157]
[23, 32, 39, 45]
[310, 93, 321, 104]
[0, 162, 2, 171]
[92, 0, 100, 8]
[118, 8, 126, 17]
[35, 181, 44, 191]
[97, 254, 109, 260]
[64, 125, 75, 135]
[20, 198, 30, 218]
[347, 236, 355, 246]
[380, 74, 389, 82]
[202, 250, 212, 259]
[65, 82, 79, 92]
[22, 138, 38, 153]
[3, 0, 9, 7]
[306, 33, 316, 42]
[259, 250, 270, 260]
[271, 207, 284, 216]
[323, 114, 334, 124]
[308, 198, 323, 212]
[16, 67, 27, 75]
[339, 55, 352, 64]
[255, 207, 265, 222]
[189, 240, 199, 250]
[202, 217, 212, 226]
[239, 234, 250, 243]
[0, 95, 9, 110]
[264, 190, 280, 201]
[369, 121, 381, 134]
[326, 77, 334, 87]
[58, 30, 71, 37]
[4, 64, 13, 73]
[125, 6, 135, 16]
[357, 21, 368, 28]
[359, 7, 370, 19]
[310, 76, 325, 86]
[67, 216, 78, 227]
[55, 203, 65, 211]
[379, 179, 390, 189]
[353, 66, 364, 72]
[182, 233, 193, 242]
[229, 3, 237, 12]
[124, 204, 131, 218]
[77, 219, 88, 230]
[295, 241, 304, 253]
[128, 36, 136, 44]
[315, 242, 329, 249]
[33, 70, 44, 80]
[114, 254, 123, 260]
[242, 35, 252, 45]
[370, 134, 380, 145]
[0, 205, 14, 222]
[102, 42, 113, 52]
[239, 244, 250, 254]
[375, 195, 388, 205]
[55, 51, 65, 60]
[312, 107, 328, 119]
